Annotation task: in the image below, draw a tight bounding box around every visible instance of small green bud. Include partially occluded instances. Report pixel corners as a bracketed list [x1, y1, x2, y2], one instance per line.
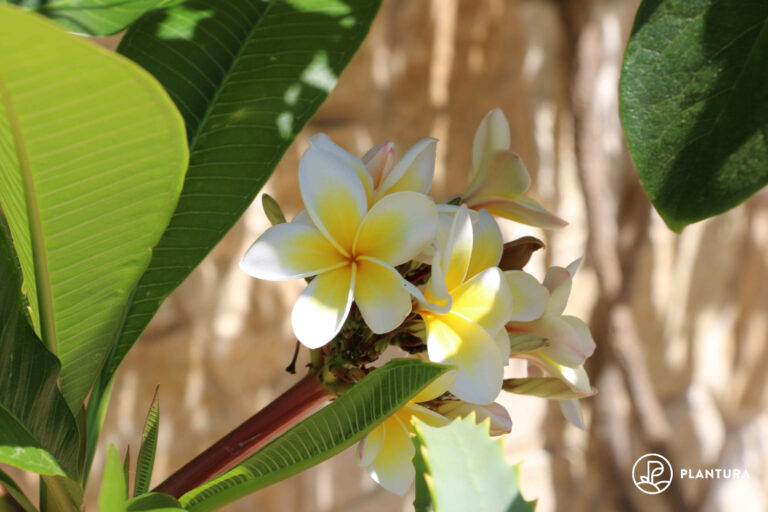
[262, 193, 286, 225]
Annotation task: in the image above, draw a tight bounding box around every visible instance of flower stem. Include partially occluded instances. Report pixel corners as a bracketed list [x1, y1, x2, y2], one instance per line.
[153, 371, 332, 498]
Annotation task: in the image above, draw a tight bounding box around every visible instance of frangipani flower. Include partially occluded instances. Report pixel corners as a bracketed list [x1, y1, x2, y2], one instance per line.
[505, 260, 596, 427]
[462, 109, 567, 228]
[357, 371, 455, 495]
[416, 205, 513, 404]
[311, 133, 437, 203]
[241, 137, 438, 348]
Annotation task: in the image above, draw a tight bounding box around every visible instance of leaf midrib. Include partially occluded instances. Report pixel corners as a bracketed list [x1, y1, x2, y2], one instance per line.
[186, 0, 276, 152]
[0, 70, 57, 355]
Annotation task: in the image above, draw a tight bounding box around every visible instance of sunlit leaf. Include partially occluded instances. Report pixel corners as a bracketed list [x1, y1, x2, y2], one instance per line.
[99, 445, 127, 512]
[97, 0, 382, 390]
[6, 0, 184, 35]
[0, 5, 188, 411]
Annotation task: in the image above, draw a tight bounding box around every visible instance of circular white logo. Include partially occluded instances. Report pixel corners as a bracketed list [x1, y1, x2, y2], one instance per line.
[632, 453, 673, 494]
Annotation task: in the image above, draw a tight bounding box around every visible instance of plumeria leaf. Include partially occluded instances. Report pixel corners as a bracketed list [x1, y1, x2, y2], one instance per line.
[0, 468, 37, 512]
[620, 0, 768, 231]
[180, 359, 451, 512]
[503, 377, 592, 400]
[0, 5, 188, 412]
[99, 445, 127, 512]
[134, 388, 160, 497]
[0, 216, 80, 478]
[498, 237, 545, 272]
[412, 414, 535, 512]
[126, 493, 185, 511]
[7, 0, 184, 35]
[92, 0, 383, 408]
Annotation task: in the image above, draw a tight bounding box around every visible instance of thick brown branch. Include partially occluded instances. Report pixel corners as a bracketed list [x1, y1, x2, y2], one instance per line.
[154, 371, 332, 498]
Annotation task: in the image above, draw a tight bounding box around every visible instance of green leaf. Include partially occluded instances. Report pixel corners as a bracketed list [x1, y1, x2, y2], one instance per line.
[127, 493, 184, 512]
[0, 217, 79, 477]
[102, 0, 382, 385]
[508, 334, 550, 355]
[412, 415, 535, 512]
[6, 0, 184, 35]
[180, 359, 450, 512]
[40, 475, 83, 512]
[620, 0, 768, 231]
[502, 378, 593, 400]
[99, 445, 127, 512]
[0, 469, 37, 512]
[123, 446, 131, 495]
[134, 388, 160, 497]
[0, 5, 188, 410]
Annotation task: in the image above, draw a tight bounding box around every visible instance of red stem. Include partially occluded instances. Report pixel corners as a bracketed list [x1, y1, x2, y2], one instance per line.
[154, 371, 331, 498]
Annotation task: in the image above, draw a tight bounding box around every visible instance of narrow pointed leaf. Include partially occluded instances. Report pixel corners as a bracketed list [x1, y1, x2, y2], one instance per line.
[412, 415, 535, 512]
[127, 493, 184, 511]
[0, 217, 79, 477]
[7, 0, 184, 35]
[180, 359, 450, 512]
[134, 388, 160, 497]
[0, 468, 37, 512]
[0, 5, 188, 411]
[123, 446, 132, 495]
[102, 0, 382, 387]
[99, 445, 127, 512]
[620, 0, 768, 231]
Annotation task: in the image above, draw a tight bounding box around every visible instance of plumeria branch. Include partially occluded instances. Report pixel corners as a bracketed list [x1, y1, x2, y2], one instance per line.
[154, 371, 333, 498]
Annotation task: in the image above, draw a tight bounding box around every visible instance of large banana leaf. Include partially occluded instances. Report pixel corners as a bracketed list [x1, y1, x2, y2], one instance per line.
[180, 359, 450, 512]
[4, 0, 182, 35]
[98, 0, 382, 388]
[0, 217, 79, 478]
[0, 5, 188, 410]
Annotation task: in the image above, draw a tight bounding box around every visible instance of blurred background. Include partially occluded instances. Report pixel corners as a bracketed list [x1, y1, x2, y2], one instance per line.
[29, 0, 767, 510]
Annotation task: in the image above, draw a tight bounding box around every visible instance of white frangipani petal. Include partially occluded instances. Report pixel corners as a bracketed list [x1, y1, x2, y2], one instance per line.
[411, 370, 457, 403]
[441, 204, 474, 291]
[366, 416, 416, 496]
[559, 399, 586, 430]
[505, 270, 548, 322]
[357, 421, 386, 468]
[291, 265, 355, 348]
[450, 267, 513, 334]
[354, 191, 438, 266]
[425, 313, 504, 404]
[353, 258, 413, 334]
[466, 209, 503, 279]
[472, 108, 510, 173]
[309, 133, 374, 202]
[377, 137, 437, 197]
[240, 222, 346, 280]
[299, 145, 368, 255]
[362, 140, 395, 189]
[543, 266, 573, 315]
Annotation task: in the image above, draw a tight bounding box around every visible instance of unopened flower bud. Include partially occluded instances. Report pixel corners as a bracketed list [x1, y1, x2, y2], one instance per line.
[261, 193, 286, 226]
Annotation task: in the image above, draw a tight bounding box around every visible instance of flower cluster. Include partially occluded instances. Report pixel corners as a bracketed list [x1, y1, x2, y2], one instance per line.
[241, 109, 595, 495]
